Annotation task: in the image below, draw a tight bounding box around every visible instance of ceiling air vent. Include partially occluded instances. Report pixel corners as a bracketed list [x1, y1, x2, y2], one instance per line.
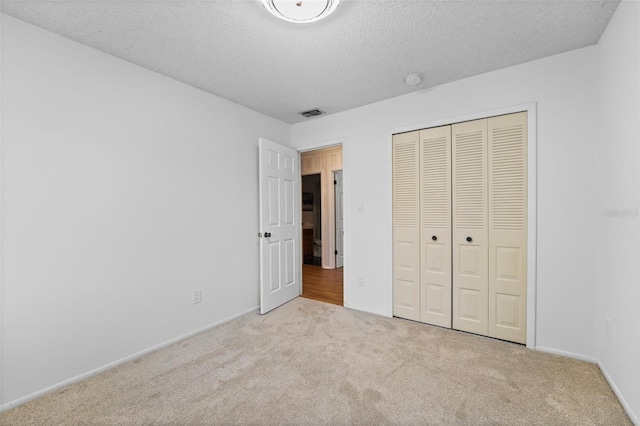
[299, 108, 325, 118]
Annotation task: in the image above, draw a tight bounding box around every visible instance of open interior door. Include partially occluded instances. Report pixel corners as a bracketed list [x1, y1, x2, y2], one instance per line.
[259, 138, 301, 314]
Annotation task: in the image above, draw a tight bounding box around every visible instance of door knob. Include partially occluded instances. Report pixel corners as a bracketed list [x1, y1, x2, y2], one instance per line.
[432, 235, 437, 241]
[466, 237, 472, 243]
[265, 232, 271, 238]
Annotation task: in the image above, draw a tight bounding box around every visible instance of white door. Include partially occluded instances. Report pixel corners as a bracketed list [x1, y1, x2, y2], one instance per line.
[334, 170, 344, 268]
[452, 119, 489, 336]
[488, 112, 527, 344]
[259, 138, 301, 314]
[419, 126, 452, 328]
[392, 131, 421, 321]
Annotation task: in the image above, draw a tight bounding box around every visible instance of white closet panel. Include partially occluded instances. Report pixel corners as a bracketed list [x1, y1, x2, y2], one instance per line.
[488, 112, 528, 344]
[419, 126, 452, 327]
[452, 119, 489, 336]
[393, 131, 420, 321]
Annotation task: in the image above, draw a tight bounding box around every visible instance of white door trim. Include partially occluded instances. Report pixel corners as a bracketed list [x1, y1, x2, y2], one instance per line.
[0, 13, 4, 405]
[334, 170, 344, 268]
[387, 103, 537, 348]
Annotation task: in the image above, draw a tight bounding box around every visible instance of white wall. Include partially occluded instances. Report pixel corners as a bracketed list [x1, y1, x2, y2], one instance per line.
[292, 47, 599, 358]
[0, 14, 290, 407]
[596, 1, 640, 422]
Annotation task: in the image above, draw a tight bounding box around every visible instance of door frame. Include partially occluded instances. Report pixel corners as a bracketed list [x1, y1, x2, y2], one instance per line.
[387, 103, 537, 348]
[334, 170, 344, 268]
[297, 138, 347, 307]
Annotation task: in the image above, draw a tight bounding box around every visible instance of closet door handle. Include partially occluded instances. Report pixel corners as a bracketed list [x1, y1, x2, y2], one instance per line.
[265, 232, 271, 238]
[432, 235, 437, 241]
[466, 236, 472, 243]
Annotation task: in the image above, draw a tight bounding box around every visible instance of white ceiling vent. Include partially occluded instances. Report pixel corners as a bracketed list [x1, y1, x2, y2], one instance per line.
[298, 108, 325, 118]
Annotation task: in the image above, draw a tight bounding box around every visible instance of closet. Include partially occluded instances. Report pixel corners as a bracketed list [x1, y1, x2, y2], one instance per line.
[392, 111, 527, 344]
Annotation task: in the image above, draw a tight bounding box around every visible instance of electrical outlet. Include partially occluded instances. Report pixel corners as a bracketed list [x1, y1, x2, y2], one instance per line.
[357, 276, 364, 287]
[193, 289, 202, 305]
[605, 317, 611, 341]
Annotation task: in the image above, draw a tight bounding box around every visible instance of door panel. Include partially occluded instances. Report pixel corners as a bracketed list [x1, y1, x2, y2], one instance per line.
[419, 126, 452, 327]
[259, 138, 301, 314]
[284, 178, 295, 226]
[268, 177, 280, 226]
[269, 241, 280, 292]
[459, 289, 482, 320]
[452, 119, 489, 336]
[488, 112, 527, 343]
[285, 239, 295, 286]
[425, 284, 445, 313]
[393, 131, 420, 321]
[459, 242, 482, 277]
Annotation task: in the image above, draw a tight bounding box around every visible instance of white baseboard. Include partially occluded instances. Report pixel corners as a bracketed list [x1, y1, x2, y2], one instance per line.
[536, 347, 638, 424]
[0, 306, 259, 413]
[347, 304, 391, 318]
[597, 361, 639, 425]
[534, 346, 598, 364]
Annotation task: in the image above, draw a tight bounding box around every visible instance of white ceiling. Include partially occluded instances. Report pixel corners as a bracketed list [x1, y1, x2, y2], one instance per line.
[1, 0, 620, 124]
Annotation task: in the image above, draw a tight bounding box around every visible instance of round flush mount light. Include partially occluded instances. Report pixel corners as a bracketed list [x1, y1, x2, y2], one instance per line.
[260, 0, 341, 24]
[404, 73, 423, 86]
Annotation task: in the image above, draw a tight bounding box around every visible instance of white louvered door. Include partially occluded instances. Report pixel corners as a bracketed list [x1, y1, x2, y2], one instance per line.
[392, 112, 527, 344]
[452, 119, 489, 336]
[419, 126, 452, 327]
[488, 112, 527, 344]
[393, 131, 420, 321]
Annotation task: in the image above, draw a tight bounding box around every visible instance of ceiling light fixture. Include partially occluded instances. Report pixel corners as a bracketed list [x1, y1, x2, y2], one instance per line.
[404, 73, 423, 86]
[259, 0, 341, 24]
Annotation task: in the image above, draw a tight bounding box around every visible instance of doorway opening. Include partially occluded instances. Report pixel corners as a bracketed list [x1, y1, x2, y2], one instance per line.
[299, 146, 344, 306]
[302, 173, 322, 266]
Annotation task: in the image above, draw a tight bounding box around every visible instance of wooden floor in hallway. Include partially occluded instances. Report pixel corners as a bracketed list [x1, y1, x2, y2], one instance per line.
[301, 264, 343, 306]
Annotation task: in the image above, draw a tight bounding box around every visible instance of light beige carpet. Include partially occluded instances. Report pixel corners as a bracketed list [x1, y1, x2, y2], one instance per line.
[0, 297, 631, 425]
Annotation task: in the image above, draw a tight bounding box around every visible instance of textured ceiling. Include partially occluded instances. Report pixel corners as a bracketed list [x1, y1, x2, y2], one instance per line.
[1, 0, 620, 124]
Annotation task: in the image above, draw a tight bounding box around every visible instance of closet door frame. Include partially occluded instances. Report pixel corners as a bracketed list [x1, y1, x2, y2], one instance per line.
[387, 103, 537, 348]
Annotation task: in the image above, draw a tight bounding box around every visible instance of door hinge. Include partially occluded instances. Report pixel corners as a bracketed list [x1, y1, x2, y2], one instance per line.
[334, 180, 337, 185]
[335, 250, 338, 255]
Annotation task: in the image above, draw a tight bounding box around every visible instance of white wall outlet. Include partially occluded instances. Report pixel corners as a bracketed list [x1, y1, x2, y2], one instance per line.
[193, 289, 202, 305]
[357, 276, 364, 287]
[605, 317, 611, 341]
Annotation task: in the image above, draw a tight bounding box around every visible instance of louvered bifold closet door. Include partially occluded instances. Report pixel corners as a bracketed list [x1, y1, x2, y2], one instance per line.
[488, 112, 527, 344]
[393, 131, 420, 321]
[419, 126, 452, 327]
[452, 119, 489, 336]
